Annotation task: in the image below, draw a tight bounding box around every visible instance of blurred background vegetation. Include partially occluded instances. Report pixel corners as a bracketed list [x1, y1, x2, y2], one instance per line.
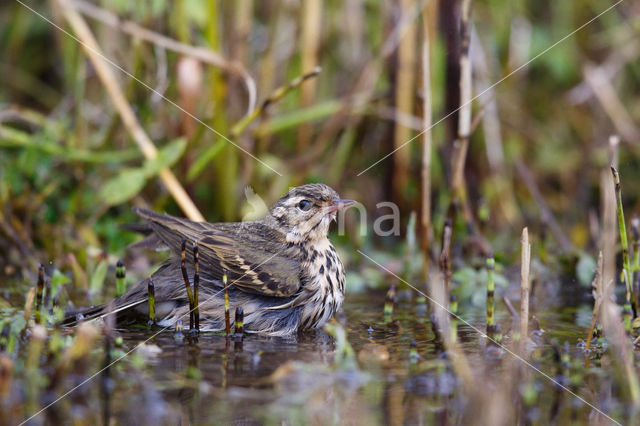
[1, 0, 639, 287]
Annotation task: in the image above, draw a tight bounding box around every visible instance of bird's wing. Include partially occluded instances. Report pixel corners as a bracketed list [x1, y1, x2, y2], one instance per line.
[132, 208, 302, 297]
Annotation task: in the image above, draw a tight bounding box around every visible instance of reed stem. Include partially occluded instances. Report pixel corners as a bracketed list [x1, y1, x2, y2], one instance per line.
[193, 242, 200, 332]
[486, 255, 496, 338]
[384, 284, 397, 318]
[520, 228, 531, 341]
[180, 239, 195, 329]
[420, 0, 435, 278]
[35, 264, 44, 324]
[585, 252, 603, 351]
[439, 218, 452, 293]
[234, 307, 244, 340]
[147, 279, 155, 325]
[223, 270, 230, 336]
[611, 166, 637, 317]
[115, 259, 126, 297]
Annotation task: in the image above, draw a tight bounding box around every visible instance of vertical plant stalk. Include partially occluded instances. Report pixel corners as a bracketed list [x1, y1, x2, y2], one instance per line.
[520, 227, 531, 341]
[229, 0, 253, 121]
[585, 251, 603, 352]
[611, 166, 637, 317]
[147, 279, 156, 325]
[25, 325, 47, 416]
[193, 242, 200, 332]
[35, 264, 44, 324]
[23, 288, 36, 335]
[384, 284, 397, 318]
[486, 255, 496, 338]
[448, 0, 491, 256]
[101, 329, 112, 426]
[600, 162, 640, 406]
[223, 270, 231, 336]
[180, 239, 195, 330]
[234, 307, 244, 340]
[450, 0, 472, 219]
[115, 259, 126, 297]
[206, 0, 236, 222]
[632, 216, 640, 311]
[298, 0, 322, 150]
[43, 279, 52, 315]
[631, 216, 640, 269]
[601, 136, 619, 307]
[420, 3, 434, 275]
[57, 0, 204, 221]
[392, 0, 417, 203]
[439, 218, 453, 293]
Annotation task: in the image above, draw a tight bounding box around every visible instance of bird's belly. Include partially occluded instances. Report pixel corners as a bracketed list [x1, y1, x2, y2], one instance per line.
[299, 275, 344, 329]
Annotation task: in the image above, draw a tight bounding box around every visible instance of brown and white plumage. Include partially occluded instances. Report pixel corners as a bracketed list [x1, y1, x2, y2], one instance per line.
[66, 184, 354, 336]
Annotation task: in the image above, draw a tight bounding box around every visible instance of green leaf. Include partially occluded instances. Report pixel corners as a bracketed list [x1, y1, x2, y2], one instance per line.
[142, 138, 187, 177]
[99, 168, 148, 206]
[50, 269, 71, 298]
[186, 139, 226, 181]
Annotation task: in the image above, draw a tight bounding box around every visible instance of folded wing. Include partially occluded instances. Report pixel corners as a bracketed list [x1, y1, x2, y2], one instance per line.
[133, 208, 302, 297]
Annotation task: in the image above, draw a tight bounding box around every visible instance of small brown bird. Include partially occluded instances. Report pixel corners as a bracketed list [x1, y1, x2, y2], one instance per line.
[67, 184, 354, 336]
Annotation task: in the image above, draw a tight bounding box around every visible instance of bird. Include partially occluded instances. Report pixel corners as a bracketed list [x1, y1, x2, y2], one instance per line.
[65, 184, 355, 336]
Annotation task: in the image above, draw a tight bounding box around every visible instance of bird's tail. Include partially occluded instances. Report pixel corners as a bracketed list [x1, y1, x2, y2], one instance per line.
[62, 295, 148, 326]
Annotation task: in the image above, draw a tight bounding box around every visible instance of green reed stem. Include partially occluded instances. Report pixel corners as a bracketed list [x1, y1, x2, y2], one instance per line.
[234, 306, 244, 339]
[115, 259, 126, 297]
[631, 216, 639, 270]
[193, 243, 200, 332]
[148, 279, 156, 325]
[632, 216, 640, 311]
[223, 270, 230, 336]
[624, 302, 633, 333]
[35, 265, 44, 324]
[384, 284, 396, 318]
[611, 167, 637, 317]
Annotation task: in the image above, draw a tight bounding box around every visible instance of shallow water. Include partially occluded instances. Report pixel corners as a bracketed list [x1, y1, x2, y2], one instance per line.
[73, 291, 620, 425]
[4, 281, 634, 425]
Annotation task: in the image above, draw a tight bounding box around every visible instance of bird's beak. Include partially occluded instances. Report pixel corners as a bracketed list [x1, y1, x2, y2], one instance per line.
[325, 199, 356, 214]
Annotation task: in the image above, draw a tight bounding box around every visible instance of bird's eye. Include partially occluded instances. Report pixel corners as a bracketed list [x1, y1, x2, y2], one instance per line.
[297, 199, 312, 211]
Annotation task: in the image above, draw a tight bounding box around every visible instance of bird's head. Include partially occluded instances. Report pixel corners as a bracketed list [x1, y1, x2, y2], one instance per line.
[266, 184, 355, 243]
